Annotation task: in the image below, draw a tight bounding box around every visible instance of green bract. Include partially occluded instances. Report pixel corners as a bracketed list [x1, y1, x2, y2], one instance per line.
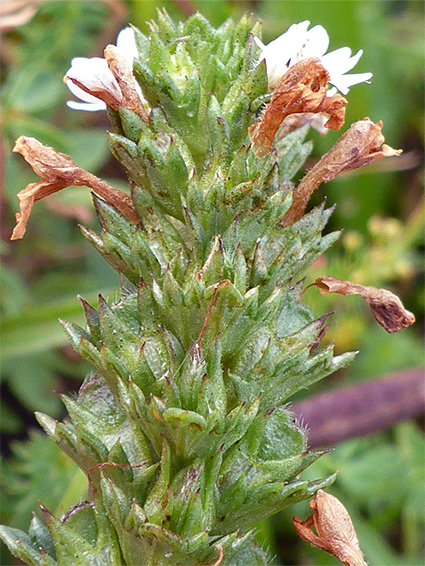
[1, 11, 355, 565]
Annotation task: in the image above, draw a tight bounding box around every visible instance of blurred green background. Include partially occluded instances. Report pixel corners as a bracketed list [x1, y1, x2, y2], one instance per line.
[1, 1, 423, 565]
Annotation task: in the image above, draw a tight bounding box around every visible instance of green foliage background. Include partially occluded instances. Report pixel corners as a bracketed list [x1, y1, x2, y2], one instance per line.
[1, 1, 423, 565]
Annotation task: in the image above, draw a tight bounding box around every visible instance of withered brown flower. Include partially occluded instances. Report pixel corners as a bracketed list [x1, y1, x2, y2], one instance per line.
[310, 276, 415, 333]
[293, 490, 367, 566]
[10, 136, 139, 240]
[104, 45, 149, 123]
[281, 118, 402, 226]
[249, 58, 347, 157]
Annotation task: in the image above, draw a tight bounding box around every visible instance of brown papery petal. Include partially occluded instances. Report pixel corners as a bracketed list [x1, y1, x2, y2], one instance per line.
[248, 58, 347, 157]
[281, 118, 402, 226]
[11, 136, 139, 240]
[104, 45, 149, 123]
[293, 490, 367, 566]
[311, 276, 415, 333]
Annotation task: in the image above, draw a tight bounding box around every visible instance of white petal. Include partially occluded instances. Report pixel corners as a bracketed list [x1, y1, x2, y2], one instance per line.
[330, 72, 373, 95]
[254, 36, 265, 50]
[65, 29, 140, 113]
[65, 79, 103, 103]
[302, 25, 329, 58]
[68, 56, 109, 73]
[67, 100, 106, 111]
[260, 38, 294, 86]
[259, 21, 331, 86]
[134, 81, 143, 99]
[66, 56, 110, 82]
[261, 32, 292, 61]
[321, 47, 363, 76]
[258, 19, 372, 99]
[65, 79, 99, 104]
[284, 21, 312, 62]
[116, 26, 139, 64]
[290, 21, 311, 35]
[65, 56, 121, 98]
[260, 21, 310, 60]
[259, 21, 313, 85]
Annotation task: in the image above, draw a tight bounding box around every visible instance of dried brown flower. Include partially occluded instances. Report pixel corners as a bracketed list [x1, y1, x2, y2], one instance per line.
[311, 276, 415, 333]
[293, 490, 367, 566]
[10, 136, 139, 240]
[281, 118, 402, 225]
[104, 44, 149, 123]
[248, 58, 347, 157]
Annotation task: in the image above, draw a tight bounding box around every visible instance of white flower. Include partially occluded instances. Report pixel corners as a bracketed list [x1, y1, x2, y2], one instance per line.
[65, 27, 140, 111]
[65, 57, 118, 111]
[255, 21, 372, 95]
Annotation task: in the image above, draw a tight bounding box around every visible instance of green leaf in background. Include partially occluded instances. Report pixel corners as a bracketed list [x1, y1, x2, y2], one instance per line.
[1, 289, 115, 362]
[65, 129, 110, 172]
[0, 264, 29, 317]
[1, 430, 85, 530]
[0, 401, 22, 435]
[2, 352, 65, 416]
[346, 326, 424, 380]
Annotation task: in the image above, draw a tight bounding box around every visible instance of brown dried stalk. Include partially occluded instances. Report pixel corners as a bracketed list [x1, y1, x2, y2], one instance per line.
[282, 118, 401, 225]
[249, 58, 347, 157]
[293, 490, 367, 566]
[10, 136, 139, 240]
[310, 276, 415, 333]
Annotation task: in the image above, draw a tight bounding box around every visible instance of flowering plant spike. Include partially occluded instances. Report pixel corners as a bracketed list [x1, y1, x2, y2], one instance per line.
[2, 12, 412, 566]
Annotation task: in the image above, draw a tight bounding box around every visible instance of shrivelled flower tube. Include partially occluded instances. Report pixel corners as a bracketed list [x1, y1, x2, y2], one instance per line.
[293, 490, 367, 566]
[281, 118, 402, 226]
[310, 276, 415, 333]
[10, 136, 139, 240]
[249, 58, 347, 157]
